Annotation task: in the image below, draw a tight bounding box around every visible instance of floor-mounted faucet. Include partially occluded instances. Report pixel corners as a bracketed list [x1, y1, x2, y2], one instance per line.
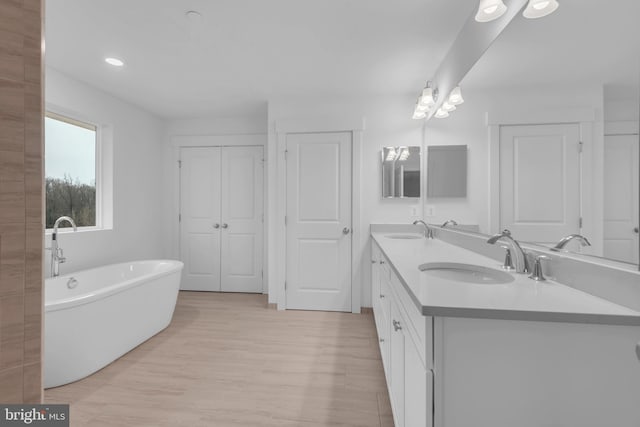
[413, 220, 433, 239]
[49, 216, 77, 277]
[487, 229, 529, 273]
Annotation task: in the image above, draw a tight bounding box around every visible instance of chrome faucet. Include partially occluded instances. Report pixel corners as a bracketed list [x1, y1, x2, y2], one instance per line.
[551, 234, 591, 252]
[441, 219, 458, 228]
[487, 229, 529, 273]
[413, 220, 433, 239]
[49, 216, 77, 277]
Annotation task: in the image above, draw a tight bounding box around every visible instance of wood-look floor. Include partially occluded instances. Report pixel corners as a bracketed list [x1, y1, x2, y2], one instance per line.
[45, 292, 393, 427]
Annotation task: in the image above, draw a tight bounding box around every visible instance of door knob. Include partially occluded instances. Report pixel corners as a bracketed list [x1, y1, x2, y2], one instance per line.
[343, 227, 350, 235]
[213, 223, 220, 229]
[634, 227, 639, 234]
[222, 223, 229, 229]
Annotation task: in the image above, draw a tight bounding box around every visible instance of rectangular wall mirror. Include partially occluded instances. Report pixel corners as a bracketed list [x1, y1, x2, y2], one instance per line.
[381, 146, 421, 198]
[427, 145, 467, 197]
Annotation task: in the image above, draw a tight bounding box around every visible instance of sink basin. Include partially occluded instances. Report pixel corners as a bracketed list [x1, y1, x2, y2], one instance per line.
[385, 234, 423, 240]
[419, 262, 514, 285]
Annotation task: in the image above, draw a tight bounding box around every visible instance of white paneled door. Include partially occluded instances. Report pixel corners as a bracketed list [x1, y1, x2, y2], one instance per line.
[180, 147, 221, 291]
[603, 134, 639, 264]
[180, 146, 263, 293]
[221, 146, 264, 292]
[499, 124, 581, 244]
[286, 132, 352, 311]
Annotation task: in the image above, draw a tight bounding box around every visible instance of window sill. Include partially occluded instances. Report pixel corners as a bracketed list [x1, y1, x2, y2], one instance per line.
[45, 226, 113, 236]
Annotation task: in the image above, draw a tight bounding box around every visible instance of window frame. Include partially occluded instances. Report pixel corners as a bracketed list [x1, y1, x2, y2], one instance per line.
[44, 110, 104, 232]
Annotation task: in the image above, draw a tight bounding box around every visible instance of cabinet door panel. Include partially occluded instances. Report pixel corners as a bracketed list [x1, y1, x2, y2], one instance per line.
[390, 300, 405, 427]
[406, 331, 431, 427]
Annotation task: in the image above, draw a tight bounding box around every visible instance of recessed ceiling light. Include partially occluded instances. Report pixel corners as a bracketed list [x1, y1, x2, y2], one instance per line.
[105, 57, 124, 67]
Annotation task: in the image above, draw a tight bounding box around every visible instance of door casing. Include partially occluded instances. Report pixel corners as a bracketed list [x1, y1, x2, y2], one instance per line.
[171, 134, 267, 293]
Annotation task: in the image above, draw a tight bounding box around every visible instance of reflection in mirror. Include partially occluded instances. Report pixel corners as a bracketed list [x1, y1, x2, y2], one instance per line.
[426, 0, 640, 266]
[427, 145, 467, 197]
[382, 146, 421, 198]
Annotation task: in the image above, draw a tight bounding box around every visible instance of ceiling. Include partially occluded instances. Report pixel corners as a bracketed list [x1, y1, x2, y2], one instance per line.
[462, 0, 640, 101]
[45, 0, 477, 119]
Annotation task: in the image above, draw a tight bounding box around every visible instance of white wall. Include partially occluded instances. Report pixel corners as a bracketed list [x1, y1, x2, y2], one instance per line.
[267, 95, 424, 307]
[45, 67, 166, 276]
[423, 85, 604, 235]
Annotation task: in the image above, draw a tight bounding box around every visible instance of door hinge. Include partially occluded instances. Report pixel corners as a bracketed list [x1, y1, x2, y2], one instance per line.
[284, 281, 287, 290]
[178, 213, 181, 222]
[178, 160, 182, 168]
[579, 217, 583, 228]
[578, 141, 583, 153]
[284, 149, 288, 159]
[284, 215, 287, 225]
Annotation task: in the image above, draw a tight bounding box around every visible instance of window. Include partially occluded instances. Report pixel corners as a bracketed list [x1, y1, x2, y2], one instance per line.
[45, 112, 99, 229]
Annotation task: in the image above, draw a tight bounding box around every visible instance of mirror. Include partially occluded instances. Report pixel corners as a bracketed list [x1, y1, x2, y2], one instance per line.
[427, 145, 467, 197]
[382, 146, 421, 198]
[426, 0, 640, 266]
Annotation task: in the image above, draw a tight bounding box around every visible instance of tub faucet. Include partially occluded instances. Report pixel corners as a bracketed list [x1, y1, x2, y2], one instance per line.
[441, 219, 458, 228]
[551, 234, 591, 252]
[487, 229, 529, 273]
[413, 220, 433, 239]
[49, 216, 77, 277]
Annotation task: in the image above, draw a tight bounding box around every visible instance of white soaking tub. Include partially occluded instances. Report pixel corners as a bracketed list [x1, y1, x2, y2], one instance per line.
[44, 260, 184, 388]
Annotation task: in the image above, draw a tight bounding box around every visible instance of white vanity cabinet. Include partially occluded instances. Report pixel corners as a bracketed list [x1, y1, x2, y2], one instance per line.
[371, 237, 640, 427]
[372, 243, 432, 427]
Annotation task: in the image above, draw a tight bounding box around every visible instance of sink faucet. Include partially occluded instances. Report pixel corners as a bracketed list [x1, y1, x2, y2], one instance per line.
[487, 229, 529, 273]
[441, 219, 458, 228]
[413, 220, 433, 239]
[551, 234, 591, 252]
[49, 216, 77, 277]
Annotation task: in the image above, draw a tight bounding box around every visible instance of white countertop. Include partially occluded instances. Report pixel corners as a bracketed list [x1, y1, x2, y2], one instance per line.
[372, 232, 640, 325]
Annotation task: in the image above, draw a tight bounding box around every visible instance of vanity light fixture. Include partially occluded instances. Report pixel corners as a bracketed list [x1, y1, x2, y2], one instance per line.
[105, 57, 124, 67]
[475, 0, 507, 22]
[448, 86, 464, 105]
[434, 108, 450, 119]
[523, 0, 559, 18]
[398, 147, 410, 161]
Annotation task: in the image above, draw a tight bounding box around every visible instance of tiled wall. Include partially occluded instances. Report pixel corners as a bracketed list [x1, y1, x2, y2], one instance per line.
[0, 0, 44, 403]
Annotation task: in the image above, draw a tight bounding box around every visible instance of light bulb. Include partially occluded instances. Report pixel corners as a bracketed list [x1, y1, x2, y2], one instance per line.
[475, 0, 507, 22]
[533, 1, 550, 10]
[442, 102, 456, 112]
[434, 108, 449, 119]
[412, 110, 427, 120]
[483, 5, 498, 14]
[523, 0, 559, 18]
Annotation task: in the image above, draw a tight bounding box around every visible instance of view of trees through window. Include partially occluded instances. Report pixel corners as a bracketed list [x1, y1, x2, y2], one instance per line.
[45, 114, 97, 229]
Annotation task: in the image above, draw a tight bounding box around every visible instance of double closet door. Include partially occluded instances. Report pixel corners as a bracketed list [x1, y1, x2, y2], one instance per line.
[180, 146, 263, 293]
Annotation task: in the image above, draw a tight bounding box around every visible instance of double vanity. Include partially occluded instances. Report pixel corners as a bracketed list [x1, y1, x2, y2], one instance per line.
[371, 224, 640, 427]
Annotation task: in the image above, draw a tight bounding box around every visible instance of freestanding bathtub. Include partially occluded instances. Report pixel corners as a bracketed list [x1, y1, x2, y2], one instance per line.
[44, 260, 184, 388]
